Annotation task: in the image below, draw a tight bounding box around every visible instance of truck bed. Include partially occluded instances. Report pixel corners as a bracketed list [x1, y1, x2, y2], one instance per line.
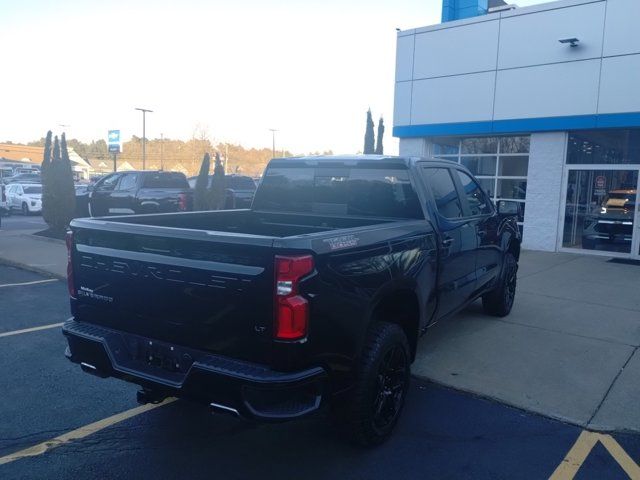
[94, 209, 395, 237]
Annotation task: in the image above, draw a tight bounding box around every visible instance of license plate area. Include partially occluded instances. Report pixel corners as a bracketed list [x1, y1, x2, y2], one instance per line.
[133, 338, 194, 374]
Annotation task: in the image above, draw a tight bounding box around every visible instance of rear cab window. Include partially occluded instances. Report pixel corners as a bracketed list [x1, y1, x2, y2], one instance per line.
[253, 164, 424, 219]
[142, 172, 189, 189]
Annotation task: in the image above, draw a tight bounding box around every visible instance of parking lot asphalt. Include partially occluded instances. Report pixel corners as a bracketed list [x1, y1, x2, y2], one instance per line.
[1, 264, 639, 479]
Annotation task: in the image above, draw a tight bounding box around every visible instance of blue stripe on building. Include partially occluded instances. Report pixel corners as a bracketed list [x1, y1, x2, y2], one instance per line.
[393, 112, 640, 138]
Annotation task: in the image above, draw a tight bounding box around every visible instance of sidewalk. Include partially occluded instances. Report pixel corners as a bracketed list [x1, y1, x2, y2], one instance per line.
[414, 251, 640, 433]
[0, 228, 67, 278]
[0, 228, 638, 433]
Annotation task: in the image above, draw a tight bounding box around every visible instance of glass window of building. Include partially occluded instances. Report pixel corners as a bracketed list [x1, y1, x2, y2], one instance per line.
[567, 129, 640, 164]
[430, 135, 530, 227]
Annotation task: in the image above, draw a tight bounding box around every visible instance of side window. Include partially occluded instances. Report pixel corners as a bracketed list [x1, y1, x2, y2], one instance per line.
[423, 168, 463, 219]
[98, 174, 122, 190]
[117, 173, 138, 191]
[455, 170, 492, 216]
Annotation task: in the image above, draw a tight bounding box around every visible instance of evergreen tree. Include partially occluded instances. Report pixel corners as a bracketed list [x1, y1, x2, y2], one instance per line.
[41, 131, 53, 225]
[208, 152, 226, 210]
[363, 109, 375, 154]
[194, 153, 211, 211]
[375, 117, 385, 155]
[42, 134, 76, 233]
[42, 136, 60, 228]
[58, 133, 77, 227]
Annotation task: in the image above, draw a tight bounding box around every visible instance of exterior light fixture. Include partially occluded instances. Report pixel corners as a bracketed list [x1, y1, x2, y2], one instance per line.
[559, 37, 580, 47]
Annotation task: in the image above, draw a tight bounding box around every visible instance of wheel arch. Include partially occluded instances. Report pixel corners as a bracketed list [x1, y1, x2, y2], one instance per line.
[368, 288, 420, 362]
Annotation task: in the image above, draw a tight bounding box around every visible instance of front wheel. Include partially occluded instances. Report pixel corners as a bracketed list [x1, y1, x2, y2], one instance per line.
[344, 322, 410, 447]
[482, 252, 518, 317]
[22, 202, 29, 216]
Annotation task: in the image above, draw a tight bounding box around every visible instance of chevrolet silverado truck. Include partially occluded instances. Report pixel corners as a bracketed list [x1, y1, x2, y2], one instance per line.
[63, 155, 520, 445]
[582, 189, 636, 251]
[85, 171, 193, 217]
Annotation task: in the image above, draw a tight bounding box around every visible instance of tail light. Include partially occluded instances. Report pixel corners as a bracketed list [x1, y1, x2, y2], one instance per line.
[274, 255, 314, 340]
[178, 193, 188, 211]
[66, 230, 76, 299]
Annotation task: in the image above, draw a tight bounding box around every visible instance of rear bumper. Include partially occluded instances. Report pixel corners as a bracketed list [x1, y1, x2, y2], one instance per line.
[63, 319, 327, 421]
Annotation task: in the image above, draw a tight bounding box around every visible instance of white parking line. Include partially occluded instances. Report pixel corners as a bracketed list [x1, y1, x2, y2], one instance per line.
[0, 279, 58, 288]
[0, 323, 64, 338]
[0, 398, 176, 466]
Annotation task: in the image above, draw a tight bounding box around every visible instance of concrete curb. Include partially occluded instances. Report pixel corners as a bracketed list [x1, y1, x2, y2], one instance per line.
[0, 258, 65, 281]
[22, 233, 65, 245]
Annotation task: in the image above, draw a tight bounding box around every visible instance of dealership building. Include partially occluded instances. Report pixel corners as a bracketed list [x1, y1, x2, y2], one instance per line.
[394, 0, 640, 259]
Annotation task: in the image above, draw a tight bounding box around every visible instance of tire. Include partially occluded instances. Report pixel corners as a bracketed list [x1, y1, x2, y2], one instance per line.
[22, 202, 29, 216]
[482, 252, 518, 317]
[344, 322, 411, 447]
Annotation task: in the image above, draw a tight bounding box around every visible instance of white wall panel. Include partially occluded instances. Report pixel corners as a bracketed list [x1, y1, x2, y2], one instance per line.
[411, 72, 495, 124]
[598, 54, 640, 114]
[498, 1, 605, 70]
[393, 81, 412, 126]
[399, 138, 429, 157]
[395, 35, 415, 82]
[413, 20, 499, 79]
[494, 60, 600, 120]
[522, 132, 567, 252]
[603, 0, 640, 57]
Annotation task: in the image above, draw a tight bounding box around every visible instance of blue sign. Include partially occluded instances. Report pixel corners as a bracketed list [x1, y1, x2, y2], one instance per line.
[108, 129, 121, 154]
[108, 130, 120, 143]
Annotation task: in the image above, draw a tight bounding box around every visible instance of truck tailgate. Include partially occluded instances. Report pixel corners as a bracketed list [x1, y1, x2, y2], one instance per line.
[69, 219, 276, 364]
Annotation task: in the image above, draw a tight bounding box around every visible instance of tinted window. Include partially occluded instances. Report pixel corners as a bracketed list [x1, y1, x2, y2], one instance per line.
[117, 173, 138, 190]
[226, 176, 256, 190]
[99, 174, 122, 189]
[567, 129, 640, 164]
[455, 170, 492, 216]
[23, 185, 42, 194]
[423, 168, 463, 219]
[142, 172, 189, 188]
[254, 166, 423, 219]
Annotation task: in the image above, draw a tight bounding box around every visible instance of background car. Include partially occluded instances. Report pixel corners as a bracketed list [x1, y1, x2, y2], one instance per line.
[581, 189, 637, 251]
[187, 174, 257, 209]
[5, 183, 43, 215]
[2, 172, 42, 185]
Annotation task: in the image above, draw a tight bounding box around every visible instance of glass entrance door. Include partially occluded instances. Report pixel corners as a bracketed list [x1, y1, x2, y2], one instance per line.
[562, 169, 639, 256]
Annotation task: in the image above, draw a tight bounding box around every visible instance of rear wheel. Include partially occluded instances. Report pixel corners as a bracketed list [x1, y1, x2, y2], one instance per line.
[22, 202, 29, 216]
[343, 322, 410, 447]
[482, 252, 518, 317]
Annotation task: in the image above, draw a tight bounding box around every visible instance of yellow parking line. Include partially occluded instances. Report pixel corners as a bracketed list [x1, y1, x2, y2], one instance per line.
[0, 279, 58, 288]
[0, 398, 176, 466]
[550, 430, 640, 480]
[0, 323, 64, 338]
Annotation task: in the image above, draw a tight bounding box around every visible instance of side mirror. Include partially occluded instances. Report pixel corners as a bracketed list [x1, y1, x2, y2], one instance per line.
[497, 200, 520, 216]
[86, 184, 94, 192]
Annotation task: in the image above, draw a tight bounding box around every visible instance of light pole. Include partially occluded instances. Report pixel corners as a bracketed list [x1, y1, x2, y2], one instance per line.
[269, 129, 278, 159]
[160, 133, 164, 170]
[135, 107, 153, 169]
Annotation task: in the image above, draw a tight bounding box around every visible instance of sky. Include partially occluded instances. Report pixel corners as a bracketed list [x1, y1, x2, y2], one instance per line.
[1, 0, 543, 155]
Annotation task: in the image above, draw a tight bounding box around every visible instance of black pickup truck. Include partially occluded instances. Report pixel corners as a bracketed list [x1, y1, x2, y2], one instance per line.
[63, 155, 520, 445]
[82, 170, 193, 217]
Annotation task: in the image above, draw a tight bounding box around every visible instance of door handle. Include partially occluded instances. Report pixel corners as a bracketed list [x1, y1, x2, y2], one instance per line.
[477, 230, 487, 238]
[442, 237, 454, 246]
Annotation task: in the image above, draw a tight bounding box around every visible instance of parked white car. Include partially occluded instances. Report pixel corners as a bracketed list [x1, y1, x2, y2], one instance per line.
[5, 183, 43, 215]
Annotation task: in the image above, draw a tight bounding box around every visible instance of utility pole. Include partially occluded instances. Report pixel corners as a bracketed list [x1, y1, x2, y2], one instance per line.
[135, 107, 153, 170]
[269, 129, 278, 159]
[160, 133, 164, 170]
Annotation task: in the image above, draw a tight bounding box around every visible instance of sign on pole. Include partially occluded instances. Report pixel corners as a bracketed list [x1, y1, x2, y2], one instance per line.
[108, 129, 121, 154]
